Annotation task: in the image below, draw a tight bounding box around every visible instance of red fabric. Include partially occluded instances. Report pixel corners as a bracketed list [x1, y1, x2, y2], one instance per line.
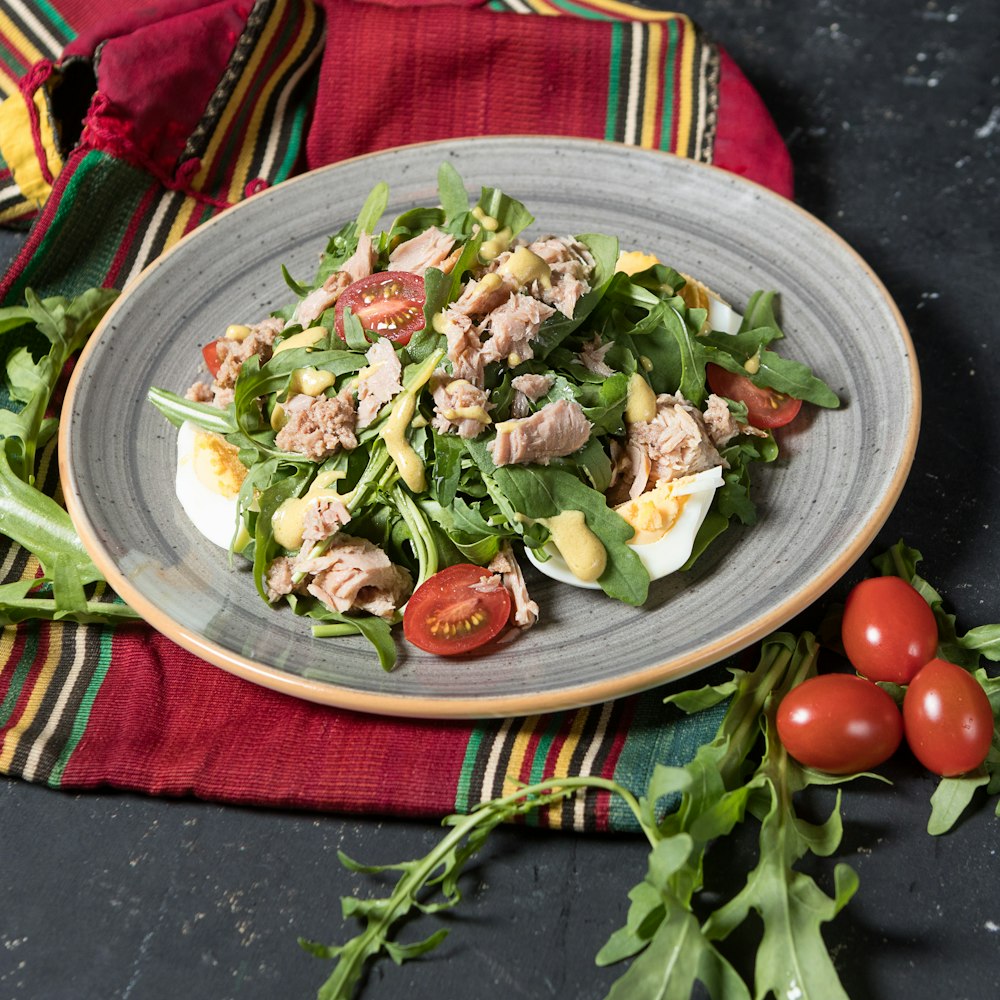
[65, 1, 252, 179]
[306, 0, 616, 169]
[62, 628, 473, 815]
[713, 47, 793, 198]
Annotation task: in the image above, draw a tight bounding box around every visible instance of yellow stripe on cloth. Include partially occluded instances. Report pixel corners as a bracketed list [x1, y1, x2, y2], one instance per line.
[675, 14, 696, 156]
[639, 22, 663, 148]
[0, 87, 64, 212]
[500, 715, 541, 798]
[0, 11, 44, 71]
[226, 0, 318, 202]
[544, 705, 592, 829]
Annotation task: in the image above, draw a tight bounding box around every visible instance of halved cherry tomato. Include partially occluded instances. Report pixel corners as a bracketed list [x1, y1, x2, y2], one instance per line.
[403, 563, 511, 656]
[841, 576, 938, 684]
[776, 673, 903, 774]
[903, 658, 993, 776]
[202, 338, 225, 378]
[706, 363, 802, 429]
[334, 272, 426, 345]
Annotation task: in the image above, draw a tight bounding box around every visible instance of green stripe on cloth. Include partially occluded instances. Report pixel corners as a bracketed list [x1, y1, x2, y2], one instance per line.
[608, 686, 728, 832]
[604, 21, 623, 141]
[2, 150, 150, 302]
[47, 625, 113, 786]
[0, 628, 41, 727]
[453, 724, 487, 814]
[26, 0, 76, 44]
[659, 18, 678, 150]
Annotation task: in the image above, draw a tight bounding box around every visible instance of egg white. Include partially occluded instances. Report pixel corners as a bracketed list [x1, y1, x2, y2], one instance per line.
[175, 420, 243, 550]
[524, 466, 724, 589]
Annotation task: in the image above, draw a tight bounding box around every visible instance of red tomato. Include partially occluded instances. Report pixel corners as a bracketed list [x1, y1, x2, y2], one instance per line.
[403, 564, 511, 656]
[841, 576, 938, 684]
[706, 363, 802, 429]
[202, 338, 225, 378]
[902, 658, 993, 776]
[776, 674, 903, 774]
[334, 272, 426, 345]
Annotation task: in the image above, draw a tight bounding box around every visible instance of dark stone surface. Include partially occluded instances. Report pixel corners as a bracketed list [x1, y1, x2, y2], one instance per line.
[2, 1, 999, 997]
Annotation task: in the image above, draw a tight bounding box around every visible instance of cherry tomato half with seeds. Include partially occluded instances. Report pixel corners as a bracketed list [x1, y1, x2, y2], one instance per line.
[202, 338, 225, 378]
[776, 673, 903, 775]
[841, 576, 938, 684]
[334, 272, 426, 345]
[705, 363, 802, 429]
[403, 563, 511, 656]
[902, 658, 993, 776]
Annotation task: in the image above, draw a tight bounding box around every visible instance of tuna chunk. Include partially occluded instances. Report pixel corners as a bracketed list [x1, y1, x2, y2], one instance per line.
[480, 292, 555, 367]
[579, 335, 614, 377]
[302, 497, 352, 544]
[627, 392, 723, 485]
[213, 316, 284, 392]
[356, 337, 403, 428]
[449, 273, 514, 319]
[702, 392, 768, 446]
[431, 373, 493, 439]
[524, 236, 594, 318]
[295, 534, 413, 619]
[388, 226, 457, 275]
[275, 389, 358, 459]
[488, 398, 591, 466]
[265, 555, 298, 602]
[293, 270, 351, 327]
[488, 543, 538, 629]
[441, 310, 485, 387]
[510, 372, 554, 418]
[340, 231, 378, 284]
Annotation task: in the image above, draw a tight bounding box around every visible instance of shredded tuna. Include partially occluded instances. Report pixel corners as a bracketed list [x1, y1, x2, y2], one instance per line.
[480, 292, 555, 367]
[340, 231, 378, 284]
[488, 543, 538, 629]
[579, 335, 615, 377]
[510, 372, 554, 418]
[441, 310, 485, 386]
[295, 534, 413, 619]
[265, 556, 299, 603]
[213, 317, 283, 393]
[626, 442, 652, 499]
[356, 337, 403, 428]
[702, 392, 769, 446]
[488, 398, 592, 466]
[388, 226, 456, 275]
[449, 273, 514, 319]
[185, 381, 214, 404]
[626, 392, 724, 485]
[302, 497, 352, 545]
[431, 373, 493, 439]
[293, 271, 351, 327]
[525, 236, 594, 318]
[275, 389, 358, 459]
[470, 573, 504, 594]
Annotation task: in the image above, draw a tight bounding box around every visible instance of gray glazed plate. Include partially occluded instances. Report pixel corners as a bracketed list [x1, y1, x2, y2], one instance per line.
[60, 137, 919, 719]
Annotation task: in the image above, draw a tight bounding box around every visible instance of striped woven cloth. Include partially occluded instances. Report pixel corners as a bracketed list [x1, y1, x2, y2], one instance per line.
[0, 0, 791, 832]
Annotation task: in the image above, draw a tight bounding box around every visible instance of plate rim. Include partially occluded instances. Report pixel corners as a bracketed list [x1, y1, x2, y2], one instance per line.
[59, 135, 921, 719]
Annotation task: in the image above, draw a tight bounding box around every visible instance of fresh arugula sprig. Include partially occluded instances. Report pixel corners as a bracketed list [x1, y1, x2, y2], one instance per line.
[304, 632, 862, 1000]
[0, 288, 141, 626]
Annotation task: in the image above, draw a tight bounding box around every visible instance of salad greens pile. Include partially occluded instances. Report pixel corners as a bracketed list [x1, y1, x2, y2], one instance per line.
[0, 288, 140, 626]
[149, 164, 838, 667]
[303, 541, 1000, 1000]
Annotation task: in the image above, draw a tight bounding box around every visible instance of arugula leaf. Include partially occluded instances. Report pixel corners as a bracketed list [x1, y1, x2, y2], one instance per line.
[437, 162, 470, 222]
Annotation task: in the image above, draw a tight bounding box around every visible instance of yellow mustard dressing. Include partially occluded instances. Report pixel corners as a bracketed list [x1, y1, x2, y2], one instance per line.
[271, 470, 346, 551]
[287, 366, 335, 397]
[625, 372, 657, 423]
[540, 509, 607, 583]
[273, 325, 326, 355]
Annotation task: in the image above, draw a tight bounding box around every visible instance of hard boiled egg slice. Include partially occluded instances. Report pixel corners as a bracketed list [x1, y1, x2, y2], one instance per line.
[175, 420, 246, 549]
[524, 466, 724, 589]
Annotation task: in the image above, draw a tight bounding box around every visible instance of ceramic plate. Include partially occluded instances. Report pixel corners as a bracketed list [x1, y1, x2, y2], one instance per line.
[60, 137, 919, 719]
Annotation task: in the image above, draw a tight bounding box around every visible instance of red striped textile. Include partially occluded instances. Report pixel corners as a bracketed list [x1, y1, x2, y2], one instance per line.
[0, 0, 788, 832]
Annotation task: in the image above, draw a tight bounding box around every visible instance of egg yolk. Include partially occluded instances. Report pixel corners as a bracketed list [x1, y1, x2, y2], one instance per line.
[615, 482, 690, 546]
[192, 431, 246, 499]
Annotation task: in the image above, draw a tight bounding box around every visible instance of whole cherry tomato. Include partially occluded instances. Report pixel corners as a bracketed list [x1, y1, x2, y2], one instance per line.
[902, 658, 993, 776]
[841, 576, 938, 684]
[776, 673, 904, 774]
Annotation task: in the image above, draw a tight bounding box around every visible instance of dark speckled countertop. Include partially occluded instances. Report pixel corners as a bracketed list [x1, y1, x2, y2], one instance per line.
[3, 2, 999, 998]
